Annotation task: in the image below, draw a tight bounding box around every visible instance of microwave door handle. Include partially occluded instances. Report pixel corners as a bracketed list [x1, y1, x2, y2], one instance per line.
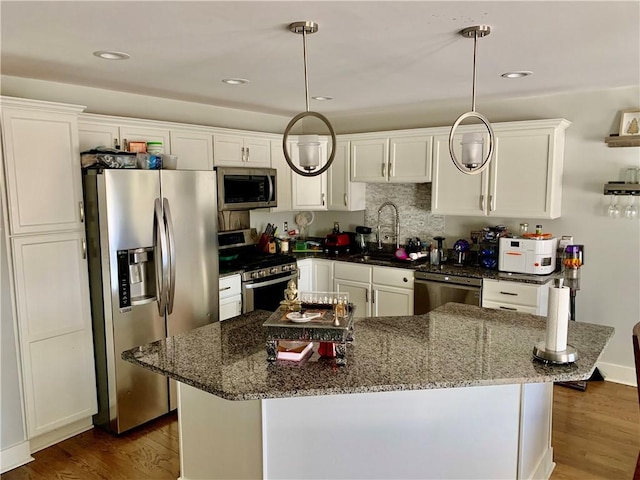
[154, 198, 169, 315]
[267, 175, 274, 202]
[163, 198, 176, 315]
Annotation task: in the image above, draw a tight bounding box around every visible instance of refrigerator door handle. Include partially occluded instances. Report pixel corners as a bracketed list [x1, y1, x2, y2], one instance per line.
[163, 198, 177, 315]
[154, 198, 169, 315]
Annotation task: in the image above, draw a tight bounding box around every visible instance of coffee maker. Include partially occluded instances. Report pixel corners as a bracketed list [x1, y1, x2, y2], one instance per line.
[355, 226, 372, 253]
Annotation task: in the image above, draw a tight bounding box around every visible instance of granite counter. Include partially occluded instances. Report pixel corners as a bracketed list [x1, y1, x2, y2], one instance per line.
[122, 304, 612, 479]
[122, 303, 612, 401]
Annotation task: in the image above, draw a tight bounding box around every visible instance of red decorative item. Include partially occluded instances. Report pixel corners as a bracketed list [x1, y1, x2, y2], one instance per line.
[317, 342, 336, 358]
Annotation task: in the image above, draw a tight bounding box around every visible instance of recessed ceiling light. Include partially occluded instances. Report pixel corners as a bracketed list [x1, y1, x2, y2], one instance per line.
[222, 78, 250, 85]
[501, 71, 533, 79]
[93, 50, 130, 60]
[312, 96, 333, 101]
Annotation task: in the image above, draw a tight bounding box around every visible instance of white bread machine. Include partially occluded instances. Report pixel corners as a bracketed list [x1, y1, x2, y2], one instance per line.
[498, 237, 558, 275]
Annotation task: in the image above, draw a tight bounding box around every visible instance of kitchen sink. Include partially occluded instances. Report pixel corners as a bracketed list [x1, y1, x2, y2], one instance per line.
[349, 252, 429, 265]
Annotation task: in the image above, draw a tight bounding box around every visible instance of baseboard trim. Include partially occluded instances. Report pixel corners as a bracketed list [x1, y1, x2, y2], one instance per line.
[29, 417, 94, 454]
[531, 446, 555, 480]
[596, 361, 636, 386]
[0, 440, 33, 474]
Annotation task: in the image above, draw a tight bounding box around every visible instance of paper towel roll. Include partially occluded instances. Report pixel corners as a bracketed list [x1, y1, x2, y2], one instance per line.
[545, 285, 571, 351]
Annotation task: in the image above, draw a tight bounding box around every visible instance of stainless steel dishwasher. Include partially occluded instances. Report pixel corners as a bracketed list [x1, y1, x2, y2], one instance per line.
[414, 271, 482, 314]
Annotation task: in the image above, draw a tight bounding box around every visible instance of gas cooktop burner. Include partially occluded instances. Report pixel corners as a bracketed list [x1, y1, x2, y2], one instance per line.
[220, 247, 297, 281]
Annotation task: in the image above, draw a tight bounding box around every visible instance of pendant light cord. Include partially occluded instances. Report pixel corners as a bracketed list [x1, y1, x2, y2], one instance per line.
[302, 28, 310, 113]
[471, 30, 478, 113]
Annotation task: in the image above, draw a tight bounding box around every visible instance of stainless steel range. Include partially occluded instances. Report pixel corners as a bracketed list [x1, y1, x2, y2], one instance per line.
[219, 229, 297, 313]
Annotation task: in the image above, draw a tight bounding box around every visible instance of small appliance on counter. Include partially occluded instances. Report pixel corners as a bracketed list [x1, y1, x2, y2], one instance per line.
[355, 226, 373, 253]
[452, 239, 471, 266]
[498, 236, 558, 275]
[324, 232, 352, 254]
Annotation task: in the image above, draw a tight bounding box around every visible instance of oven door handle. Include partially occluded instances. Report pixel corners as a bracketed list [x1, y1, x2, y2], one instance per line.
[243, 273, 297, 289]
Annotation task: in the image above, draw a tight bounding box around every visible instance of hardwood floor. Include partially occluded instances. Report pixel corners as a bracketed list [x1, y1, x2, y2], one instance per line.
[2, 381, 638, 480]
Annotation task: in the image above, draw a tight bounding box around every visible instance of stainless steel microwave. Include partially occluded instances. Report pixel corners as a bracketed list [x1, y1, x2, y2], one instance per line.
[216, 167, 277, 210]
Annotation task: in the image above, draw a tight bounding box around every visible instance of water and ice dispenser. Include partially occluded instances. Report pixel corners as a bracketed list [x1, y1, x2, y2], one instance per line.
[117, 247, 156, 309]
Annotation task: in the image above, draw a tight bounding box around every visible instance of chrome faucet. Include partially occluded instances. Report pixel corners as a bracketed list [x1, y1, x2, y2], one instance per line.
[376, 201, 400, 250]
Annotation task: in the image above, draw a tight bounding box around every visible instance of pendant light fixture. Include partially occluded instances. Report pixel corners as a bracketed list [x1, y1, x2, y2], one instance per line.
[282, 21, 336, 177]
[449, 25, 495, 175]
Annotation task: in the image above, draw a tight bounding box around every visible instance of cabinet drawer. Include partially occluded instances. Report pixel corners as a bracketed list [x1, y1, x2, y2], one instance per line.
[219, 274, 241, 299]
[482, 300, 538, 315]
[372, 266, 414, 289]
[334, 262, 371, 283]
[482, 279, 540, 307]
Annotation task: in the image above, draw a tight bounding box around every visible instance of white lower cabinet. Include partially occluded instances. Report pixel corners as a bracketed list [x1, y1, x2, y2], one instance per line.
[219, 274, 242, 321]
[482, 279, 551, 316]
[296, 258, 334, 293]
[372, 266, 414, 316]
[334, 262, 414, 318]
[11, 231, 97, 439]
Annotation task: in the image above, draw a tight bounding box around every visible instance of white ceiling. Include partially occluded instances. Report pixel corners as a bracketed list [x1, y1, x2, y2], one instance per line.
[1, 1, 639, 117]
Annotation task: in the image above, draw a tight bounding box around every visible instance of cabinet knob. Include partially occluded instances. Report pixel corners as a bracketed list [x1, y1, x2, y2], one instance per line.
[403, 277, 408, 283]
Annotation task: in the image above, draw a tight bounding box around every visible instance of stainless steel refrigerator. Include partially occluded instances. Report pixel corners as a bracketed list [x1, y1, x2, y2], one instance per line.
[83, 169, 218, 433]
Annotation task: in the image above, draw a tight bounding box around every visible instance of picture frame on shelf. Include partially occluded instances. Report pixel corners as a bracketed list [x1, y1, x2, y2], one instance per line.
[619, 109, 640, 136]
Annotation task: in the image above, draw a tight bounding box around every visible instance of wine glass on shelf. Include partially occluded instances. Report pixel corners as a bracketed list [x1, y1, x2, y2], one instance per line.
[624, 195, 638, 220]
[607, 195, 620, 218]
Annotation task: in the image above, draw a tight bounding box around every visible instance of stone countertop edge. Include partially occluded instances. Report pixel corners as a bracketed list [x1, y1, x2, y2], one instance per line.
[121, 305, 614, 402]
[291, 251, 557, 285]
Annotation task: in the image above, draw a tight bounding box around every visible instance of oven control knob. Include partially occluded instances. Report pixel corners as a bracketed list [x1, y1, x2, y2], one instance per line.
[270, 267, 278, 275]
[259, 270, 267, 278]
[251, 272, 259, 279]
[282, 265, 290, 272]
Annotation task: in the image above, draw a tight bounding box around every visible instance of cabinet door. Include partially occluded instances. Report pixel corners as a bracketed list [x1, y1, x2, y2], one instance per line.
[270, 140, 292, 212]
[170, 130, 214, 170]
[328, 140, 365, 211]
[119, 126, 171, 152]
[489, 129, 557, 218]
[244, 137, 271, 167]
[431, 133, 489, 216]
[350, 138, 389, 182]
[1, 105, 84, 234]
[334, 279, 370, 318]
[296, 259, 313, 292]
[291, 140, 328, 210]
[78, 121, 120, 152]
[12, 232, 97, 437]
[213, 134, 244, 166]
[312, 259, 334, 292]
[373, 285, 414, 316]
[220, 295, 242, 320]
[389, 135, 432, 183]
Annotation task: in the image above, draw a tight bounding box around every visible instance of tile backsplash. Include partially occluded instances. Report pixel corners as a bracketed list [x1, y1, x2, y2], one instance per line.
[364, 183, 444, 246]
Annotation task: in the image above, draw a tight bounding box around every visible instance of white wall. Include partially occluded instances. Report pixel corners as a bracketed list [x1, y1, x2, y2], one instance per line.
[2, 75, 637, 382]
[331, 86, 640, 384]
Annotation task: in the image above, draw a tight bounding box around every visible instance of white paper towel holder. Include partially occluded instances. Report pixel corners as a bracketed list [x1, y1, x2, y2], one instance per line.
[533, 277, 579, 364]
[533, 341, 578, 364]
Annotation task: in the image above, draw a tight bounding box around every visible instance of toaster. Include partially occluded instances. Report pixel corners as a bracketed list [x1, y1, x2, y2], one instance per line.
[324, 233, 351, 248]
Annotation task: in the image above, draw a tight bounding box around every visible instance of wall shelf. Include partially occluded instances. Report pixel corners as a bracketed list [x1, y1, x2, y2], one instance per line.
[605, 135, 640, 147]
[604, 182, 640, 195]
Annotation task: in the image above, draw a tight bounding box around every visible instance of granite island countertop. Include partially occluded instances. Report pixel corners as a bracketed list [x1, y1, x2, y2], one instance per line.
[122, 303, 613, 401]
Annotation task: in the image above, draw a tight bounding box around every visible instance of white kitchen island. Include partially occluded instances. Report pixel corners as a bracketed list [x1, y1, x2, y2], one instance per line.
[122, 304, 613, 480]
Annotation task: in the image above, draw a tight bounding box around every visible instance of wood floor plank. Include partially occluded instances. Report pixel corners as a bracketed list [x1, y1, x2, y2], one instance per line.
[2, 383, 638, 479]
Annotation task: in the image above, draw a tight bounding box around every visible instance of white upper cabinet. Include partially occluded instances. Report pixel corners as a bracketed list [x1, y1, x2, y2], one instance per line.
[213, 134, 271, 167]
[78, 121, 120, 152]
[327, 140, 366, 211]
[170, 129, 214, 170]
[431, 119, 570, 219]
[269, 139, 292, 212]
[291, 139, 328, 210]
[389, 135, 432, 183]
[1, 98, 85, 235]
[350, 132, 432, 183]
